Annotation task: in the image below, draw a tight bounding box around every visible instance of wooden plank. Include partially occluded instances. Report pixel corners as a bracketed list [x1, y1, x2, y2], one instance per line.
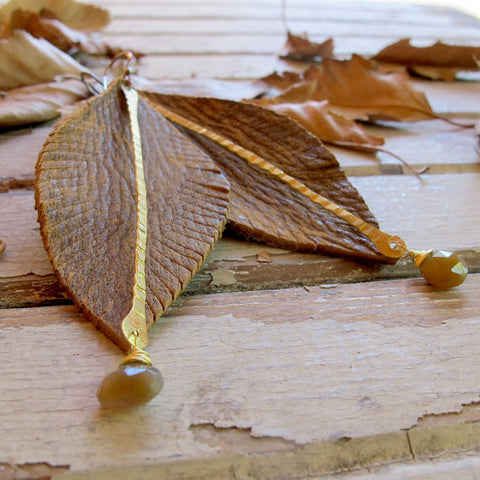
[99, 3, 464, 26]
[103, 33, 480, 56]
[330, 119, 480, 175]
[94, 0, 480, 25]
[96, 0, 480, 27]
[135, 55, 480, 109]
[2, 173, 479, 306]
[104, 18, 480, 40]
[1, 275, 480, 471]
[52, 448, 480, 480]
[0, 125, 51, 191]
[325, 454, 480, 480]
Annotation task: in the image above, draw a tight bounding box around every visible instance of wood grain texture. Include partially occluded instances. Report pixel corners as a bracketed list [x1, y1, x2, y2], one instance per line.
[1, 275, 480, 471]
[2, 172, 480, 307]
[53, 447, 480, 480]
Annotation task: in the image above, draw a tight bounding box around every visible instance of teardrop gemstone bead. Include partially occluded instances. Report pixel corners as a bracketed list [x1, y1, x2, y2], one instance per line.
[419, 250, 468, 290]
[97, 363, 164, 409]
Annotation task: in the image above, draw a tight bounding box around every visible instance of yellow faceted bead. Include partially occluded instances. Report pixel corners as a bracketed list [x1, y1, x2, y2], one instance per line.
[419, 250, 468, 290]
[97, 363, 164, 409]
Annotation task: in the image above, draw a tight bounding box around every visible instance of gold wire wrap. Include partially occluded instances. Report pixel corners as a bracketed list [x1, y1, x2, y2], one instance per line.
[120, 346, 153, 367]
[150, 101, 407, 260]
[120, 85, 149, 350]
[409, 249, 433, 267]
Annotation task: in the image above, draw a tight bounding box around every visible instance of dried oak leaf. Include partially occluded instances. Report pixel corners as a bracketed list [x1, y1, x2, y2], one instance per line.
[259, 55, 436, 122]
[0, 30, 87, 90]
[0, 0, 110, 32]
[249, 98, 385, 148]
[0, 79, 88, 127]
[373, 39, 480, 81]
[0, 8, 111, 56]
[280, 31, 334, 61]
[35, 80, 230, 350]
[140, 91, 392, 263]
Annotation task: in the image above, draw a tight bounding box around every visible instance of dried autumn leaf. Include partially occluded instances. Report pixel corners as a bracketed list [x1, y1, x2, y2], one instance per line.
[0, 9, 111, 56]
[259, 55, 437, 122]
[373, 39, 480, 81]
[280, 31, 334, 61]
[0, 79, 89, 126]
[250, 99, 430, 176]
[256, 70, 303, 93]
[0, 0, 110, 32]
[251, 99, 385, 147]
[0, 30, 87, 90]
[35, 80, 229, 350]
[0, 239, 5, 256]
[140, 91, 394, 263]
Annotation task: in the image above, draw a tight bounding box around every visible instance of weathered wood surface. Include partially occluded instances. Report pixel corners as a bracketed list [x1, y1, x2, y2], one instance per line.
[2, 276, 480, 473]
[2, 174, 479, 307]
[1, 0, 480, 478]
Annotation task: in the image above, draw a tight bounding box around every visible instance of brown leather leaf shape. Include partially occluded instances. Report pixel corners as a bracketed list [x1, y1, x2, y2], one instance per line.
[259, 55, 436, 122]
[140, 92, 393, 263]
[373, 39, 480, 81]
[35, 80, 229, 351]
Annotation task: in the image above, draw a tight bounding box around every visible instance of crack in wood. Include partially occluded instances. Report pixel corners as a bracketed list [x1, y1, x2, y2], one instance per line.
[406, 430, 416, 459]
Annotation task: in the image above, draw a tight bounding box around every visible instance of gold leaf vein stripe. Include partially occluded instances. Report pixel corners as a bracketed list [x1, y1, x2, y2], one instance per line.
[152, 100, 406, 260]
[121, 85, 149, 349]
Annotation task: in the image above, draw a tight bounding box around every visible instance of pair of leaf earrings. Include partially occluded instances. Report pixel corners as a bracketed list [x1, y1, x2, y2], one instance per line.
[34, 57, 468, 409]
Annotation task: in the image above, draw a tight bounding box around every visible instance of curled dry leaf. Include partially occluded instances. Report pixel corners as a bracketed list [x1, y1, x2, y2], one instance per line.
[0, 30, 87, 90]
[280, 31, 334, 61]
[250, 99, 385, 147]
[141, 92, 394, 263]
[248, 99, 426, 175]
[0, 79, 89, 127]
[35, 80, 230, 350]
[0, 0, 110, 32]
[259, 55, 436, 122]
[373, 39, 480, 81]
[0, 8, 111, 56]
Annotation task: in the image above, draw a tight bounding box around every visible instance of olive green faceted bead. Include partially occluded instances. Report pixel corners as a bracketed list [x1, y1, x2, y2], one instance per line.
[419, 250, 468, 290]
[97, 363, 164, 409]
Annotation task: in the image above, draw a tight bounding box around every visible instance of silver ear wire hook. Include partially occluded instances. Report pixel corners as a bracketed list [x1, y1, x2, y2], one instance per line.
[55, 72, 104, 96]
[102, 51, 137, 88]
